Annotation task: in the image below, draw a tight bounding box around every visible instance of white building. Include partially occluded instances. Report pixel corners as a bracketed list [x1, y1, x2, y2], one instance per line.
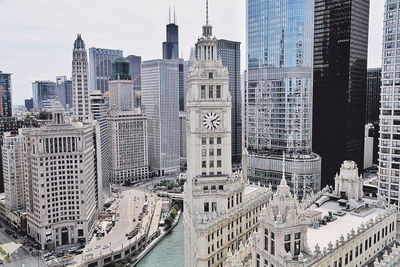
[2, 132, 24, 212]
[108, 57, 149, 184]
[184, 15, 272, 267]
[72, 34, 90, 122]
[21, 101, 99, 249]
[226, 161, 398, 267]
[364, 124, 374, 169]
[90, 90, 110, 196]
[141, 59, 180, 176]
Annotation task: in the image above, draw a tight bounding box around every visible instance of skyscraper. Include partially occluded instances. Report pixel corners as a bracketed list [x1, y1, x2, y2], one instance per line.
[378, 0, 400, 206]
[108, 58, 149, 183]
[126, 55, 142, 107]
[217, 39, 242, 163]
[366, 68, 382, 125]
[90, 90, 110, 195]
[184, 10, 271, 266]
[32, 81, 56, 110]
[246, 0, 321, 196]
[0, 71, 12, 117]
[22, 101, 99, 248]
[89, 48, 123, 94]
[72, 34, 90, 122]
[313, 0, 370, 185]
[24, 98, 33, 111]
[162, 9, 179, 60]
[141, 59, 180, 176]
[56, 76, 73, 110]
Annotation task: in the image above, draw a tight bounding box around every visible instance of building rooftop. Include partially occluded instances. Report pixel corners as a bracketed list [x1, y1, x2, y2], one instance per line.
[306, 197, 386, 250]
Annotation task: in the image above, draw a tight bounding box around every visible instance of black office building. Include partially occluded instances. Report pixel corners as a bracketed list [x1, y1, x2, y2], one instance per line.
[25, 98, 33, 111]
[0, 71, 13, 117]
[162, 22, 179, 60]
[366, 68, 382, 124]
[313, 0, 370, 186]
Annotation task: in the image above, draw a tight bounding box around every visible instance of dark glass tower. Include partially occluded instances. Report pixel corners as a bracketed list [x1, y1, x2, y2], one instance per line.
[0, 71, 12, 117]
[313, 0, 370, 186]
[366, 68, 382, 125]
[162, 23, 179, 60]
[110, 57, 131, 81]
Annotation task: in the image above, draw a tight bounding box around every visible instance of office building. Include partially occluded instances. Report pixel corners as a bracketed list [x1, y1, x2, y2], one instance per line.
[22, 101, 99, 249]
[313, 0, 369, 185]
[366, 68, 382, 125]
[141, 59, 180, 176]
[89, 48, 123, 94]
[0, 117, 27, 193]
[364, 124, 375, 169]
[184, 13, 272, 267]
[226, 161, 397, 267]
[108, 58, 148, 183]
[378, 0, 400, 206]
[56, 76, 73, 111]
[162, 9, 179, 60]
[90, 90, 110, 195]
[25, 98, 33, 111]
[217, 39, 242, 163]
[72, 34, 90, 122]
[246, 0, 321, 196]
[32, 81, 56, 110]
[126, 55, 142, 107]
[2, 132, 24, 212]
[0, 71, 12, 117]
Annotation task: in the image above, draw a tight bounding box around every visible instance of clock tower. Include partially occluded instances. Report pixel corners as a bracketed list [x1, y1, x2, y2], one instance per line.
[183, 2, 249, 266]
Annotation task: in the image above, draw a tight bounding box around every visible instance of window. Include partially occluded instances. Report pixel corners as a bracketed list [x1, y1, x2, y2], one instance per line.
[210, 161, 214, 168]
[217, 160, 222, 168]
[256, 254, 260, 267]
[264, 259, 268, 267]
[209, 86, 214, 98]
[284, 234, 291, 253]
[212, 202, 217, 212]
[201, 86, 206, 98]
[202, 161, 207, 168]
[209, 138, 214, 145]
[218, 185, 223, 190]
[264, 229, 268, 251]
[204, 202, 209, 212]
[217, 149, 222, 156]
[209, 149, 214, 156]
[270, 232, 275, 255]
[209, 72, 213, 79]
[216, 85, 221, 98]
[202, 137, 207, 145]
[294, 232, 301, 256]
[202, 149, 207, 157]
[217, 137, 222, 144]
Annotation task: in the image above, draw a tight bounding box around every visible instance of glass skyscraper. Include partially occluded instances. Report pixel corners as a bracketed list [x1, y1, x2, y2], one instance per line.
[89, 48, 123, 94]
[56, 76, 73, 111]
[378, 0, 400, 206]
[32, 80, 56, 109]
[246, 0, 321, 197]
[0, 71, 12, 117]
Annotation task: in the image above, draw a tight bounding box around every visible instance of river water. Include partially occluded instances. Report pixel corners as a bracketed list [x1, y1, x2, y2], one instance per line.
[136, 216, 184, 267]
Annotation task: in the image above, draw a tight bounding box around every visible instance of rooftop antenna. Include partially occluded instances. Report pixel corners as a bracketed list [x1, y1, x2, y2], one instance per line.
[206, 0, 209, 25]
[174, 6, 176, 24]
[169, 6, 171, 24]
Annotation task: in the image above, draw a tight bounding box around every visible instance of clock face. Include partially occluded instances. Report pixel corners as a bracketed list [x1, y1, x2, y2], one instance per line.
[203, 112, 221, 130]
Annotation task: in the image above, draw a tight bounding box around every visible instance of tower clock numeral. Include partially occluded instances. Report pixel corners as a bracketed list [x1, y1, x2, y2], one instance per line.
[203, 112, 221, 130]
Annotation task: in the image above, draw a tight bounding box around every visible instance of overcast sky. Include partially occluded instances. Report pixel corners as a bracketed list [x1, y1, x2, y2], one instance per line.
[0, 0, 384, 105]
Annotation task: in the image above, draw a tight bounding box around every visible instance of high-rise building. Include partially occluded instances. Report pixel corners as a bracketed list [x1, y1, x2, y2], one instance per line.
[32, 81, 56, 110]
[22, 101, 99, 249]
[378, 0, 400, 206]
[246, 0, 321, 196]
[0, 71, 12, 117]
[142, 59, 180, 176]
[217, 39, 242, 163]
[0, 117, 28, 193]
[72, 34, 90, 122]
[56, 76, 73, 111]
[184, 13, 272, 267]
[108, 58, 148, 183]
[366, 68, 382, 124]
[89, 48, 123, 94]
[313, 0, 369, 185]
[90, 90, 110, 195]
[25, 98, 33, 111]
[2, 132, 24, 212]
[126, 55, 142, 107]
[162, 9, 179, 60]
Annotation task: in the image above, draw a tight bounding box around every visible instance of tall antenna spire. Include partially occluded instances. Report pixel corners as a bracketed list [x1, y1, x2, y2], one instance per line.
[206, 0, 209, 25]
[169, 6, 171, 24]
[174, 6, 176, 24]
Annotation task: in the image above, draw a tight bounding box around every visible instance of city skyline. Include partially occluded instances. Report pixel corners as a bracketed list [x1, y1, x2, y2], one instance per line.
[0, 0, 384, 106]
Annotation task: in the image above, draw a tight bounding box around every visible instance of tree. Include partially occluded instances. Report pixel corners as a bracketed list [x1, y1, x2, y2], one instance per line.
[167, 181, 175, 190]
